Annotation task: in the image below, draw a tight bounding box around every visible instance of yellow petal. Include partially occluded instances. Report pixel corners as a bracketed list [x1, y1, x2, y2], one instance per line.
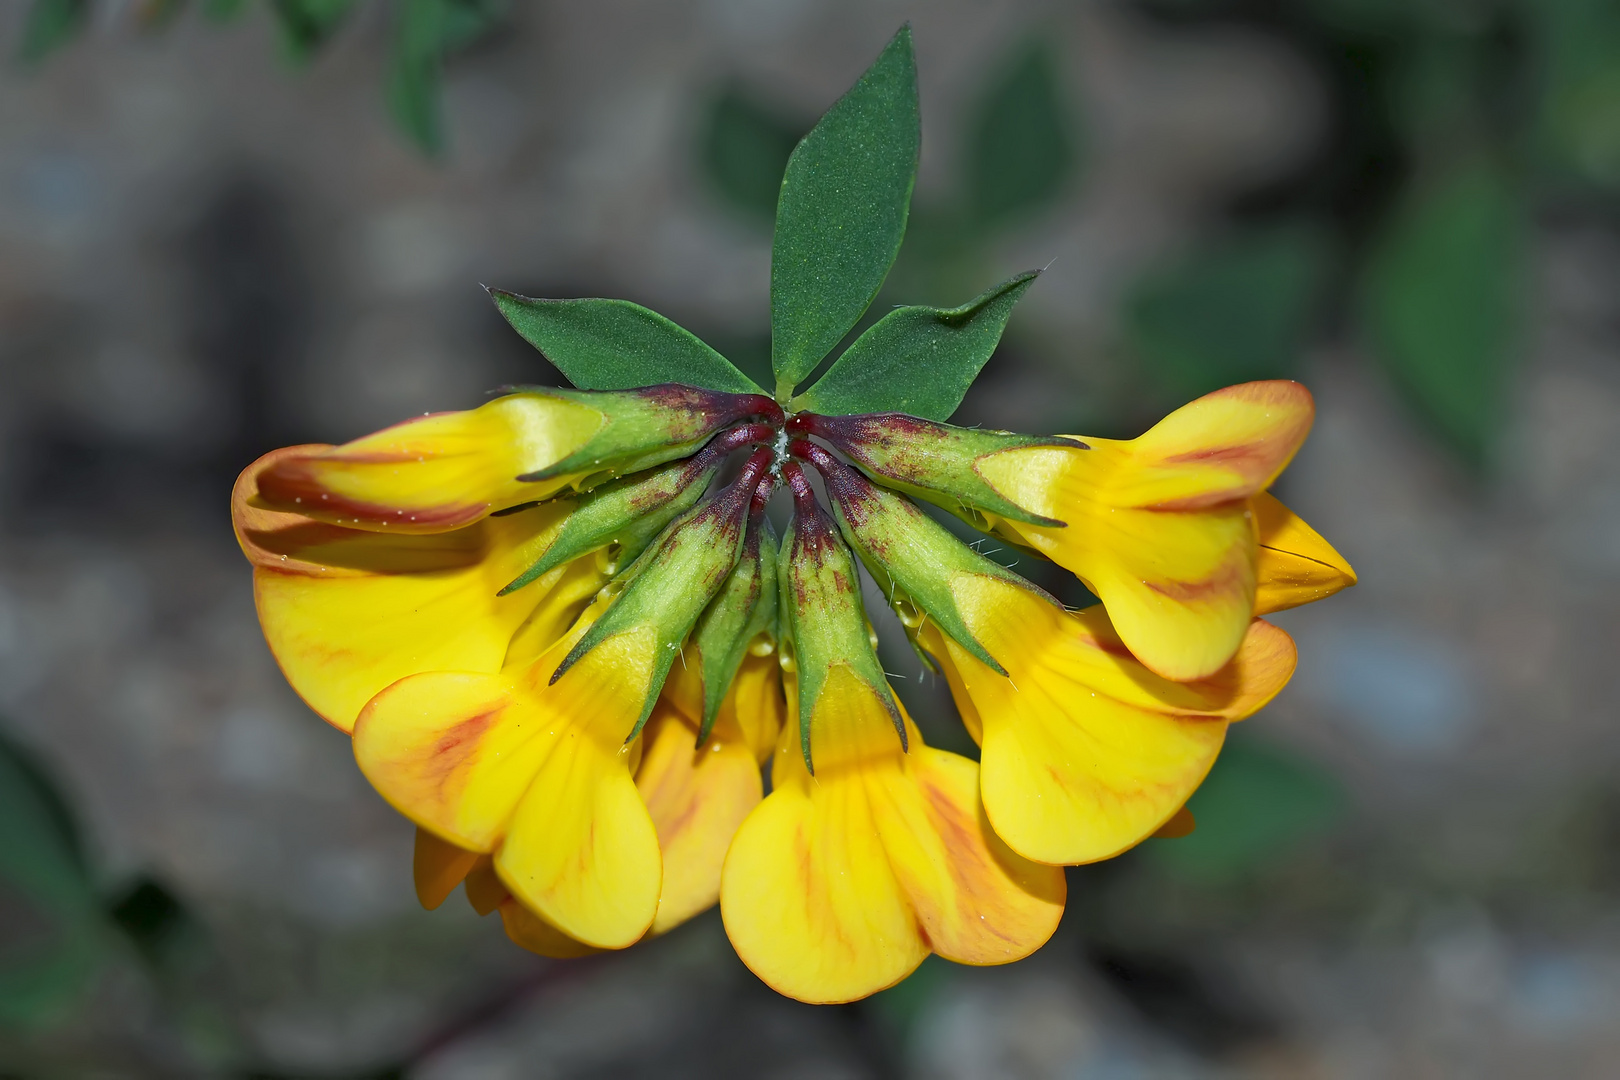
[976, 380, 1314, 681]
[874, 744, 1065, 966]
[492, 629, 664, 949]
[723, 651, 788, 764]
[1253, 492, 1357, 614]
[412, 827, 480, 911]
[463, 857, 508, 916]
[254, 394, 604, 532]
[235, 446, 604, 732]
[723, 667, 926, 1004]
[722, 666, 1064, 1003]
[498, 898, 603, 959]
[932, 576, 1297, 865]
[634, 703, 762, 935]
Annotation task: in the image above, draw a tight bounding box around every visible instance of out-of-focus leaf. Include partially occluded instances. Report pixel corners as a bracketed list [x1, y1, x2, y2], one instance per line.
[871, 954, 949, 1037]
[490, 292, 765, 394]
[1146, 733, 1343, 883]
[269, 0, 360, 64]
[1125, 222, 1330, 401]
[0, 728, 106, 1025]
[771, 27, 920, 397]
[202, 0, 249, 22]
[134, 0, 191, 30]
[794, 271, 1038, 419]
[17, 0, 88, 64]
[388, 0, 505, 156]
[700, 85, 807, 223]
[965, 39, 1078, 227]
[1361, 161, 1523, 465]
[1533, 0, 1620, 189]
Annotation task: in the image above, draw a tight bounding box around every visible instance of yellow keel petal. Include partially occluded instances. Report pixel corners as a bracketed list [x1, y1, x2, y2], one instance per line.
[499, 898, 604, 959]
[1253, 492, 1357, 614]
[412, 827, 480, 911]
[634, 704, 762, 936]
[875, 745, 1065, 965]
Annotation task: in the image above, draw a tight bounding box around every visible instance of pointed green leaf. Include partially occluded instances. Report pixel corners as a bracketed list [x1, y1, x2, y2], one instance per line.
[793, 271, 1037, 419]
[1360, 162, 1524, 465]
[490, 293, 765, 394]
[771, 26, 920, 398]
[966, 40, 1079, 227]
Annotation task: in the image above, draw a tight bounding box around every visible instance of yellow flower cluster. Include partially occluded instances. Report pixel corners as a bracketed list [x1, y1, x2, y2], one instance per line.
[232, 379, 1353, 1003]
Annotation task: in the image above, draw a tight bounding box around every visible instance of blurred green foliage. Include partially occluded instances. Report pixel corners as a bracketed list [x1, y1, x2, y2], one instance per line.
[0, 724, 244, 1067]
[17, 0, 505, 156]
[1146, 731, 1345, 883]
[965, 41, 1079, 229]
[1133, 0, 1620, 465]
[17, 0, 88, 64]
[1125, 223, 1332, 401]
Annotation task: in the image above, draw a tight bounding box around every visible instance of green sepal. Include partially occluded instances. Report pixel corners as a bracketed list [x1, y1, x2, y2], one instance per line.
[788, 412, 1084, 530]
[490, 292, 764, 395]
[507, 384, 779, 492]
[770, 26, 920, 398]
[691, 517, 779, 744]
[792, 271, 1039, 420]
[799, 442, 1060, 675]
[497, 454, 721, 596]
[550, 453, 772, 739]
[777, 469, 902, 774]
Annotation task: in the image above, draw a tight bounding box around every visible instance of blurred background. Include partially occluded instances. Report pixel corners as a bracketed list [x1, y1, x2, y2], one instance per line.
[3, 0, 1620, 1076]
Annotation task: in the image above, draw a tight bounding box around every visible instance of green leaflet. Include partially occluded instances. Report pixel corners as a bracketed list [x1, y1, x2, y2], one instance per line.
[1360, 161, 1524, 466]
[793, 271, 1038, 419]
[770, 27, 920, 399]
[490, 293, 764, 395]
[965, 40, 1078, 228]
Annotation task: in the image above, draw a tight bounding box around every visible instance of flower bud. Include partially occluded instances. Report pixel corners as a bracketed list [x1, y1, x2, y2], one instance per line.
[777, 462, 903, 773]
[549, 448, 777, 737]
[688, 513, 779, 744]
[498, 422, 775, 596]
[790, 440, 1055, 677]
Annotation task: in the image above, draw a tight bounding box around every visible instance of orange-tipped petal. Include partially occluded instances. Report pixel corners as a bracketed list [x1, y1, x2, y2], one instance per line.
[721, 666, 1062, 1003]
[1153, 807, 1197, 839]
[875, 744, 1065, 966]
[977, 380, 1314, 680]
[634, 703, 762, 935]
[498, 898, 603, 959]
[930, 575, 1297, 865]
[413, 827, 481, 911]
[464, 857, 509, 916]
[254, 394, 605, 533]
[234, 446, 604, 732]
[489, 629, 663, 949]
[1253, 492, 1357, 614]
